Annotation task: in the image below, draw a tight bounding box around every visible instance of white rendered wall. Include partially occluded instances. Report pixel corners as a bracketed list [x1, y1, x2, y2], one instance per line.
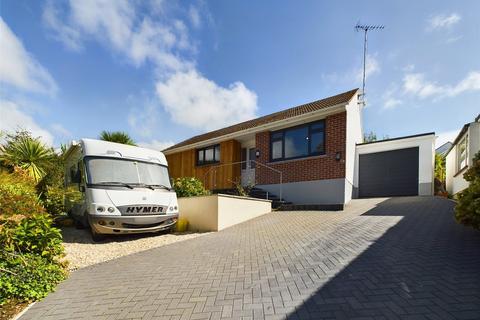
[344, 94, 363, 203]
[446, 123, 480, 194]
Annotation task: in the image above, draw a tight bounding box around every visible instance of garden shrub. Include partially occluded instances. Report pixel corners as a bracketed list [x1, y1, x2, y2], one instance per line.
[172, 177, 209, 197]
[37, 152, 68, 216]
[42, 186, 66, 216]
[0, 252, 66, 304]
[0, 171, 42, 222]
[0, 171, 66, 305]
[2, 214, 64, 262]
[455, 151, 480, 229]
[0, 130, 54, 182]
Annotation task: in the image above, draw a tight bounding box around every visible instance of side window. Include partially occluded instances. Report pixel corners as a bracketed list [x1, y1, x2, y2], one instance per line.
[78, 161, 86, 183]
[70, 163, 81, 184]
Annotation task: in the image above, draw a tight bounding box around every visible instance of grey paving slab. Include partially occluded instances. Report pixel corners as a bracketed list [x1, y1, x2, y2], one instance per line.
[19, 197, 480, 319]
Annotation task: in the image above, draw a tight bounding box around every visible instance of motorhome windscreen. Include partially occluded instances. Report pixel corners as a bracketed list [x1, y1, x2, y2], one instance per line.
[85, 157, 171, 188]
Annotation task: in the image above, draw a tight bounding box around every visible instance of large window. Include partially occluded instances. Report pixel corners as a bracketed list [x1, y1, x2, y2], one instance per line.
[270, 120, 325, 161]
[197, 144, 220, 166]
[457, 133, 468, 171]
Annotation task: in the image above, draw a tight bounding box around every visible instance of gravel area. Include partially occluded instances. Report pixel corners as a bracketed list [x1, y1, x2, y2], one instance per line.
[62, 227, 209, 271]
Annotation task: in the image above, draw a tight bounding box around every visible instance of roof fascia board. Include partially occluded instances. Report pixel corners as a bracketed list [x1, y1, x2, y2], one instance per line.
[445, 124, 469, 156]
[356, 133, 435, 149]
[164, 103, 347, 155]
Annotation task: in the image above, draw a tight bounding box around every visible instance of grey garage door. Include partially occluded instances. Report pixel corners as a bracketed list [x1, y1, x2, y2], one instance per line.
[359, 147, 419, 198]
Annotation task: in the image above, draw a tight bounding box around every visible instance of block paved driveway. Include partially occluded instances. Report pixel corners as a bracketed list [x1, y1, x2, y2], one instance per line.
[21, 197, 480, 320]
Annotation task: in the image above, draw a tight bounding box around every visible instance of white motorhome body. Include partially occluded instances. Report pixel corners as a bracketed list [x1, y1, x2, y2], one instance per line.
[64, 139, 179, 239]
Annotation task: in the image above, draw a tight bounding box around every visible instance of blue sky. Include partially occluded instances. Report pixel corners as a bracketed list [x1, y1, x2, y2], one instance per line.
[1, 0, 479, 149]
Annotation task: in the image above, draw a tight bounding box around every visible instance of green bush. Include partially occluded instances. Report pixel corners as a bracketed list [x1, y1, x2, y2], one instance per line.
[0, 171, 43, 221]
[2, 214, 64, 262]
[455, 151, 480, 229]
[42, 186, 66, 216]
[0, 130, 54, 182]
[0, 252, 66, 304]
[37, 152, 67, 216]
[0, 171, 66, 305]
[172, 177, 209, 197]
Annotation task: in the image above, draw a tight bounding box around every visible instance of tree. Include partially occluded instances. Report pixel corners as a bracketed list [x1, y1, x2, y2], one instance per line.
[99, 131, 136, 146]
[0, 131, 54, 182]
[435, 153, 446, 183]
[434, 153, 447, 195]
[455, 151, 480, 229]
[363, 131, 389, 143]
[363, 131, 377, 143]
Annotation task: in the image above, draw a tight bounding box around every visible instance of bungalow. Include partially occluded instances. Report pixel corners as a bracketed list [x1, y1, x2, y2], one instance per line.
[445, 114, 480, 195]
[163, 89, 435, 208]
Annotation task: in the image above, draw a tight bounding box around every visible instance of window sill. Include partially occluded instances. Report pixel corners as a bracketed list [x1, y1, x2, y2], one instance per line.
[267, 154, 329, 165]
[453, 165, 468, 178]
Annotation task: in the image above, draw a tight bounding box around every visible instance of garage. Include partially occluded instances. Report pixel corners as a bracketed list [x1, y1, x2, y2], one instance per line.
[359, 147, 419, 197]
[354, 133, 435, 198]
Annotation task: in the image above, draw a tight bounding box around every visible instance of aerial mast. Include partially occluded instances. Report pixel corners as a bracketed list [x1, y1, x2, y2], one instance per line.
[355, 23, 384, 104]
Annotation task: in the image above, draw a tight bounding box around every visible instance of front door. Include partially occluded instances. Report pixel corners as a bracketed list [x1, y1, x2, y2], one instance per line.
[241, 147, 256, 186]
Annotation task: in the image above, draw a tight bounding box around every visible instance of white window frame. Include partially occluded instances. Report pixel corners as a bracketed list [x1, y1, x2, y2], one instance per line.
[457, 133, 468, 172]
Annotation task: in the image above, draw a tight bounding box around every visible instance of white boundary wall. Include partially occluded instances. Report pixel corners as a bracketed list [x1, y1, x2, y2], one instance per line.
[178, 194, 271, 232]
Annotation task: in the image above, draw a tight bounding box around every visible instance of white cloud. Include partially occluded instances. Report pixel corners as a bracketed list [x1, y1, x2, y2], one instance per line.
[156, 70, 258, 131]
[427, 13, 461, 31]
[0, 100, 54, 145]
[43, 1, 82, 51]
[403, 71, 480, 99]
[381, 85, 402, 110]
[69, 0, 135, 51]
[43, 0, 192, 72]
[403, 64, 415, 72]
[436, 129, 459, 148]
[384, 98, 402, 109]
[128, 101, 160, 138]
[356, 54, 380, 83]
[138, 140, 174, 151]
[449, 71, 480, 96]
[446, 35, 463, 44]
[51, 123, 72, 138]
[323, 54, 380, 87]
[189, 5, 201, 28]
[0, 17, 58, 95]
[43, 1, 258, 132]
[403, 73, 443, 99]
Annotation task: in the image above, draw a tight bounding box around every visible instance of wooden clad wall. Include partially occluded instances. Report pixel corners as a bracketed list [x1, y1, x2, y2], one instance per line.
[166, 139, 241, 190]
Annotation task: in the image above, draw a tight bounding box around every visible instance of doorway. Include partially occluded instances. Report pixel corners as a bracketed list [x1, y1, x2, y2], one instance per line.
[241, 147, 256, 186]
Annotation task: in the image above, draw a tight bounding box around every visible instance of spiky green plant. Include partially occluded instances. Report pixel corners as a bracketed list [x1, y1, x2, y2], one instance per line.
[0, 131, 54, 182]
[99, 131, 136, 146]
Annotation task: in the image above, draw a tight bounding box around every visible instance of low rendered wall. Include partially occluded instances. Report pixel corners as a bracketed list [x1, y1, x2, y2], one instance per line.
[178, 194, 271, 232]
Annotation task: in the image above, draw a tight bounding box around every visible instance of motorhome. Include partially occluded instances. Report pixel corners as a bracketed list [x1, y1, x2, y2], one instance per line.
[64, 139, 179, 240]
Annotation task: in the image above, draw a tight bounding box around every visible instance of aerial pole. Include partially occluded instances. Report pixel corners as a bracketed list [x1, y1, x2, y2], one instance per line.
[355, 23, 384, 103]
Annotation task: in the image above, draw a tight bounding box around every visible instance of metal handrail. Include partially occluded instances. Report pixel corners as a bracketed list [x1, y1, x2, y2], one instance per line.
[203, 160, 283, 201]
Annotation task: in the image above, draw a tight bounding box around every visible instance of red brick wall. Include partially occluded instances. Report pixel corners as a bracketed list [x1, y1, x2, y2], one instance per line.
[255, 111, 346, 184]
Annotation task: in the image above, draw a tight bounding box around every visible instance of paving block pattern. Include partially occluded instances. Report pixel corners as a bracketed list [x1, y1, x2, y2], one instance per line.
[20, 197, 480, 319]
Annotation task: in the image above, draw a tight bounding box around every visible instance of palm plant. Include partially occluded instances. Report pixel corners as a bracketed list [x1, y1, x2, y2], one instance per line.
[0, 131, 54, 182]
[99, 131, 136, 146]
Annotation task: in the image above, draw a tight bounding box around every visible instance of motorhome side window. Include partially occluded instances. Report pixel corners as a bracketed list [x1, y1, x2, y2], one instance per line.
[69, 163, 81, 184]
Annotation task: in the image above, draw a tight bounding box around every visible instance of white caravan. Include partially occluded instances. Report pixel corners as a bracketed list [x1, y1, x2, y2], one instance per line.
[64, 139, 179, 240]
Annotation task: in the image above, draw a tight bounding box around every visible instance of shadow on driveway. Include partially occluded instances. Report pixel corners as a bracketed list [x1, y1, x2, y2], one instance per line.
[287, 197, 480, 319]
